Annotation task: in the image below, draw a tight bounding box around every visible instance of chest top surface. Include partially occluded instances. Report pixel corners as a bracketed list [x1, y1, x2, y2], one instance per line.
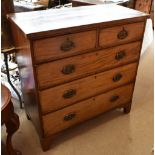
[8, 4, 148, 38]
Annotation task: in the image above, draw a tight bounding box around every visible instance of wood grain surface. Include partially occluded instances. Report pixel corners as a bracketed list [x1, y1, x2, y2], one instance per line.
[43, 83, 134, 136]
[8, 4, 148, 151]
[9, 22, 43, 136]
[7, 5, 148, 39]
[36, 41, 141, 89]
[33, 30, 96, 62]
[39, 63, 137, 114]
[1, 85, 11, 111]
[99, 22, 145, 48]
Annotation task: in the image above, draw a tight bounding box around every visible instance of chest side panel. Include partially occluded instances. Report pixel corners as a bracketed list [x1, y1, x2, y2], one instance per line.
[9, 22, 43, 137]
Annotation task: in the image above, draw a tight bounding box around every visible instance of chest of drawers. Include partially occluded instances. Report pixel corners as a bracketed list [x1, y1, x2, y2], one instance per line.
[8, 4, 149, 151]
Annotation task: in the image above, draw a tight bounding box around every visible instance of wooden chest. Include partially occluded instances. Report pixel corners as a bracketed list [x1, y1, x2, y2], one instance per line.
[8, 5, 149, 151]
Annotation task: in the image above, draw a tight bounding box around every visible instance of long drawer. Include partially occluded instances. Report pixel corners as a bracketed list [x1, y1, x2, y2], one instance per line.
[99, 22, 145, 48]
[43, 83, 134, 136]
[36, 41, 141, 89]
[39, 63, 137, 114]
[33, 30, 96, 63]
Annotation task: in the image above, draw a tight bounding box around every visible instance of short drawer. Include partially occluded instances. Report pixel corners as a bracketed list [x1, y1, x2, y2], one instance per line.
[39, 62, 137, 114]
[36, 41, 141, 89]
[99, 22, 145, 48]
[43, 83, 134, 136]
[33, 30, 96, 63]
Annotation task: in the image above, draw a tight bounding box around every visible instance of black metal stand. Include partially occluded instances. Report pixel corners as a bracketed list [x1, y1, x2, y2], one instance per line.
[3, 53, 23, 109]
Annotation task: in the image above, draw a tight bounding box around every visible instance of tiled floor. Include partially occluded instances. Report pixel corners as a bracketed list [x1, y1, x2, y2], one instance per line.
[2, 42, 153, 155]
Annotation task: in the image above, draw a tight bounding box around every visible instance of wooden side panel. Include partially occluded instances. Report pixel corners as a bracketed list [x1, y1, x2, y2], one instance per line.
[33, 30, 97, 62]
[43, 83, 134, 136]
[39, 63, 138, 114]
[36, 41, 141, 89]
[9, 22, 43, 136]
[99, 22, 145, 48]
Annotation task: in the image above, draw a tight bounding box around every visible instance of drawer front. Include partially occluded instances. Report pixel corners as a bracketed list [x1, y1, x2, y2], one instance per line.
[43, 83, 134, 136]
[36, 41, 141, 89]
[39, 63, 137, 114]
[99, 22, 145, 48]
[33, 30, 96, 62]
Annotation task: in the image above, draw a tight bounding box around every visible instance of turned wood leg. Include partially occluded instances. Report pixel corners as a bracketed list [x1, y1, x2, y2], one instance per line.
[124, 103, 131, 114]
[5, 103, 21, 155]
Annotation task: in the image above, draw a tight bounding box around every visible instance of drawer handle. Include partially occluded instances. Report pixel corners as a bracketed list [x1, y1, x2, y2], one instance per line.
[113, 73, 122, 82]
[115, 51, 126, 60]
[63, 89, 76, 99]
[60, 38, 75, 52]
[64, 112, 76, 121]
[117, 28, 128, 40]
[62, 64, 75, 74]
[110, 95, 119, 102]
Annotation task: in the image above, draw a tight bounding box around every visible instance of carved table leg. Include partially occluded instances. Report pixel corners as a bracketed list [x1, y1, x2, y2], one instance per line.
[5, 103, 21, 155]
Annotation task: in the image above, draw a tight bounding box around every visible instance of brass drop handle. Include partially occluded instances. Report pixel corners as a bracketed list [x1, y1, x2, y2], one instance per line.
[115, 51, 126, 60]
[62, 64, 75, 74]
[110, 95, 119, 102]
[60, 38, 75, 52]
[63, 89, 76, 99]
[113, 73, 122, 82]
[117, 28, 128, 40]
[64, 112, 76, 121]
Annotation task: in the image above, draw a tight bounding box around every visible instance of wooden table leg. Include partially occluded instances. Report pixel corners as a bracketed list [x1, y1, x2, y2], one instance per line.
[5, 103, 21, 155]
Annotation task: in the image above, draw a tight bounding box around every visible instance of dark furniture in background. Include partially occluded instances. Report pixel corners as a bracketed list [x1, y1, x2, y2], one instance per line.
[13, 0, 71, 10]
[134, 0, 154, 27]
[150, 2, 154, 27]
[72, 0, 130, 7]
[1, 84, 21, 155]
[1, 0, 23, 108]
[1, 0, 14, 49]
[134, 0, 153, 13]
[48, 0, 71, 7]
[14, 1, 46, 13]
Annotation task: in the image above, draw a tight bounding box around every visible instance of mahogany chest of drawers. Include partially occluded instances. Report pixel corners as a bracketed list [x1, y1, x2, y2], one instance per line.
[8, 5, 149, 151]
